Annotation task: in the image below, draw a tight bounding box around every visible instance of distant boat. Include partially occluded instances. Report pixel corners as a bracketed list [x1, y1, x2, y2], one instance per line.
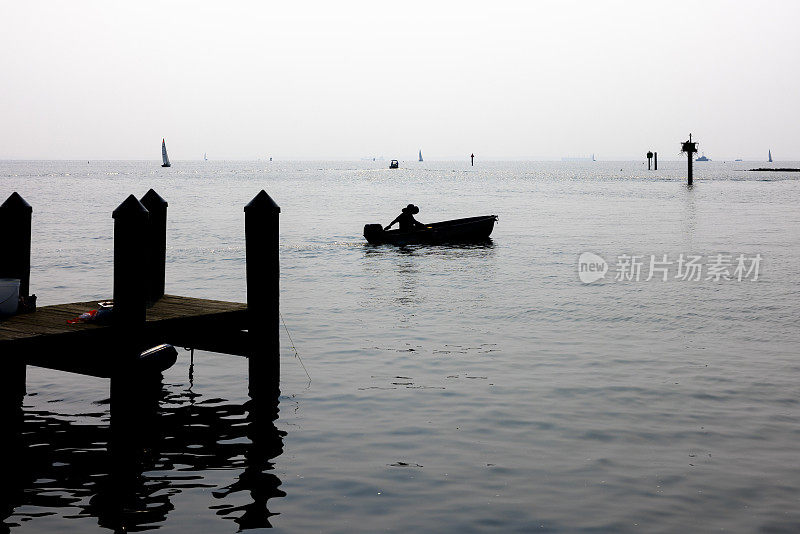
[203, 152, 207, 161]
[768, 150, 773, 162]
[696, 154, 710, 162]
[735, 159, 743, 162]
[419, 149, 423, 162]
[389, 159, 399, 169]
[161, 139, 171, 167]
[592, 153, 596, 162]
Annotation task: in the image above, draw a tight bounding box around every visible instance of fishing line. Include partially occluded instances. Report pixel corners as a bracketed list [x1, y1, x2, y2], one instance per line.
[281, 311, 311, 383]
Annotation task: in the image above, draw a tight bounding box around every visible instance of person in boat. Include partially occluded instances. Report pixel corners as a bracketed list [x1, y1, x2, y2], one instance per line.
[385, 204, 425, 232]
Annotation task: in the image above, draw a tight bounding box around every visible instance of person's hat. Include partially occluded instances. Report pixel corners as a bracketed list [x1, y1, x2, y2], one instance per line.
[404, 203, 419, 214]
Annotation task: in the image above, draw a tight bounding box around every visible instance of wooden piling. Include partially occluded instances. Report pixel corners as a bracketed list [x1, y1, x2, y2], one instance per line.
[682, 134, 698, 185]
[654, 152, 658, 170]
[244, 190, 281, 397]
[0, 192, 33, 298]
[0, 193, 31, 417]
[647, 151, 653, 170]
[470, 153, 474, 166]
[140, 189, 168, 305]
[112, 195, 150, 333]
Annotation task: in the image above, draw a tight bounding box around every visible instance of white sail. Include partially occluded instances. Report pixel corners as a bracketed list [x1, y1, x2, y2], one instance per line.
[162, 139, 171, 167]
[419, 149, 423, 162]
[768, 150, 772, 162]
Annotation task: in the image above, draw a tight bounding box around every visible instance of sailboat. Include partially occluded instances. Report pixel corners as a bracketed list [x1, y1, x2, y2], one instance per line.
[419, 149, 423, 162]
[204, 152, 207, 161]
[768, 150, 773, 162]
[161, 139, 171, 168]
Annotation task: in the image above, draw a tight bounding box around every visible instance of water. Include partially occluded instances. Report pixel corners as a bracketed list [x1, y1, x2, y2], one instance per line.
[2, 159, 800, 532]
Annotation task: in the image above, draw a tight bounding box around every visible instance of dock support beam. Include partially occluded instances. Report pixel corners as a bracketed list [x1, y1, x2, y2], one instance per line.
[245, 191, 281, 399]
[140, 189, 168, 305]
[647, 151, 653, 170]
[654, 152, 658, 170]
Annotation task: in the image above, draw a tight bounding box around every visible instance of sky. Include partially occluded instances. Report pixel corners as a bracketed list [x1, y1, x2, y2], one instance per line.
[1, 0, 799, 161]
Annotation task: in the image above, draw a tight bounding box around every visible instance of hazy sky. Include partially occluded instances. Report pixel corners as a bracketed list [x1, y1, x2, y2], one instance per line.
[2, 1, 798, 160]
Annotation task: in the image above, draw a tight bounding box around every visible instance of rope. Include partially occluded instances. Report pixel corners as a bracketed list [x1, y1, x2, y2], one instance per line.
[280, 311, 311, 383]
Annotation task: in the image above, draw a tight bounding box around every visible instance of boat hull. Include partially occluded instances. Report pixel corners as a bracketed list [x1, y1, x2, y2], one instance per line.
[364, 215, 498, 245]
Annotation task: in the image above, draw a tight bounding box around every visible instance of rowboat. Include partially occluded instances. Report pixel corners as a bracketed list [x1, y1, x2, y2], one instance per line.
[363, 215, 498, 245]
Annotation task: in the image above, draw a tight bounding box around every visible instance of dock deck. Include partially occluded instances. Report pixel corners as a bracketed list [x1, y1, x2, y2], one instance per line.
[1, 295, 250, 378]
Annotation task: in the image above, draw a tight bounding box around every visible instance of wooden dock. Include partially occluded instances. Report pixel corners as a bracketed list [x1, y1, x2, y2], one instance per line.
[0, 295, 249, 378]
[0, 189, 282, 407]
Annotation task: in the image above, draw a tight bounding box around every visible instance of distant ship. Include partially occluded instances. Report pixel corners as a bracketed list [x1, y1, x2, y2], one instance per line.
[204, 152, 207, 161]
[768, 150, 773, 162]
[735, 159, 743, 162]
[161, 139, 171, 167]
[696, 154, 710, 162]
[419, 149, 423, 162]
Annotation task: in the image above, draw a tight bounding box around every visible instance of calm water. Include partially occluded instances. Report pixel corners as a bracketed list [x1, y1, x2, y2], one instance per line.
[1, 159, 800, 532]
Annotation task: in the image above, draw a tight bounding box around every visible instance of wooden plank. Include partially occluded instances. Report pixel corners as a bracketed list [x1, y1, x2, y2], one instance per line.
[0, 294, 253, 376]
[1, 295, 248, 342]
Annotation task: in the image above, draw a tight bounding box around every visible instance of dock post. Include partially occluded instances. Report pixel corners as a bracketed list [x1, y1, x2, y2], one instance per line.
[112, 195, 150, 329]
[654, 152, 657, 170]
[244, 191, 281, 398]
[647, 151, 653, 170]
[681, 134, 698, 186]
[470, 153, 474, 166]
[140, 189, 168, 305]
[110, 195, 150, 440]
[0, 193, 32, 420]
[0, 192, 33, 298]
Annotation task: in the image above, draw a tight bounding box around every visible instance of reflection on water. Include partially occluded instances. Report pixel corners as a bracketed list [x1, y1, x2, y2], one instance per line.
[1, 379, 285, 532]
[683, 184, 697, 250]
[363, 239, 495, 256]
[362, 241, 497, 323]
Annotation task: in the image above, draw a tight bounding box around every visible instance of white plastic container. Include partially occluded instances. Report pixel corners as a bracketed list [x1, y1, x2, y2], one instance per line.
[0, 278, 20, 316]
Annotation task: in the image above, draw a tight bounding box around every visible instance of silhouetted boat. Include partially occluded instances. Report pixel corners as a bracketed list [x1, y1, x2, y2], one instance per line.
[161, 139, 171, 167]
[696, 154, 710, 161]
[389, 159, 399, 169]
[363, 215, 498, 245]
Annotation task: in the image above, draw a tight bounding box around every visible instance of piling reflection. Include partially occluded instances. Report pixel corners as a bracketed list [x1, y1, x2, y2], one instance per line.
[683, 182, 697, 250]
[0, 378, 285, 532]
